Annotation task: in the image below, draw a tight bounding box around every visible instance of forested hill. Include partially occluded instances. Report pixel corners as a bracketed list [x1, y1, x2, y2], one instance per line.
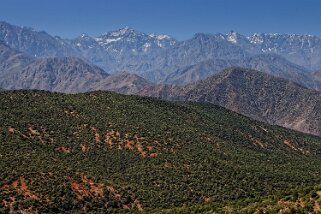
[1, 90, 321, 213]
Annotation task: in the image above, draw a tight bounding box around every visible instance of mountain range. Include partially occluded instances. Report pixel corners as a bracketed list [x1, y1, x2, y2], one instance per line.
[1, 21, 321, 84]
[0, 21, 321, 137]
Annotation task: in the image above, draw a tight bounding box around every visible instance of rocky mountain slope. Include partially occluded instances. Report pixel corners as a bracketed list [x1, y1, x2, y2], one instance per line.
[139, 68, 321, 136]
[1, 90, 321, 213]
[7, 57, 109, 93]
[0, 42, 108, 92]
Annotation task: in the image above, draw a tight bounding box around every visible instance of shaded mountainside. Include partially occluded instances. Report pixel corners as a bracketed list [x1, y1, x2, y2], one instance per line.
[3, 57, 108, 93]
[0, 42, 111, 93]
[1, 90, 321, 213]
[139, 68, 321, 136]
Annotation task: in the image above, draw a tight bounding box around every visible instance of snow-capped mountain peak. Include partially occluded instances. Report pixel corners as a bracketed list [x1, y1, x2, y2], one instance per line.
[226, 31, 238, 44]
[94, 27, 176, 50]
[100, 26, 137, 38]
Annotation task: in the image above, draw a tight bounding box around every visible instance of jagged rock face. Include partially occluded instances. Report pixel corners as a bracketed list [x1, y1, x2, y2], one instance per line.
[138, 68, 321, 136]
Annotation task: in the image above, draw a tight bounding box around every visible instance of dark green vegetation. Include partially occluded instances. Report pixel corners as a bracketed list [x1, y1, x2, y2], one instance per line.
[154, 184, 321, 213]
[1, 90, 321, 213]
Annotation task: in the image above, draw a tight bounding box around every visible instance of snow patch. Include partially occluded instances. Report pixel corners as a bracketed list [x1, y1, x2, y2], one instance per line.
[105, 38, 122, 44]
[157, 41, 163, 48]
[95, 37, 122, 45]
[248, 34, 264, 44]
[149, 33, 170, 40]
[106, 27, 132, 37]
[143, 43, 151, 52]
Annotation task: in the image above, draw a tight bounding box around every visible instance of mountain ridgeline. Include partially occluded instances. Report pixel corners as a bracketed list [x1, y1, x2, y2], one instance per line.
[1, 90, 321, 213]
[1, 21, 321, 87]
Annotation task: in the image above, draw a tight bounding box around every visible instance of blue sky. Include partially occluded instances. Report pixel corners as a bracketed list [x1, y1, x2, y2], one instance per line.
[0, 0, 320, 40]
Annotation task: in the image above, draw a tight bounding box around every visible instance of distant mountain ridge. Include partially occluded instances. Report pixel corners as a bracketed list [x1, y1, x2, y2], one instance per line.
[2, 21, 321, 83]
[0, 21, 177, 73]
